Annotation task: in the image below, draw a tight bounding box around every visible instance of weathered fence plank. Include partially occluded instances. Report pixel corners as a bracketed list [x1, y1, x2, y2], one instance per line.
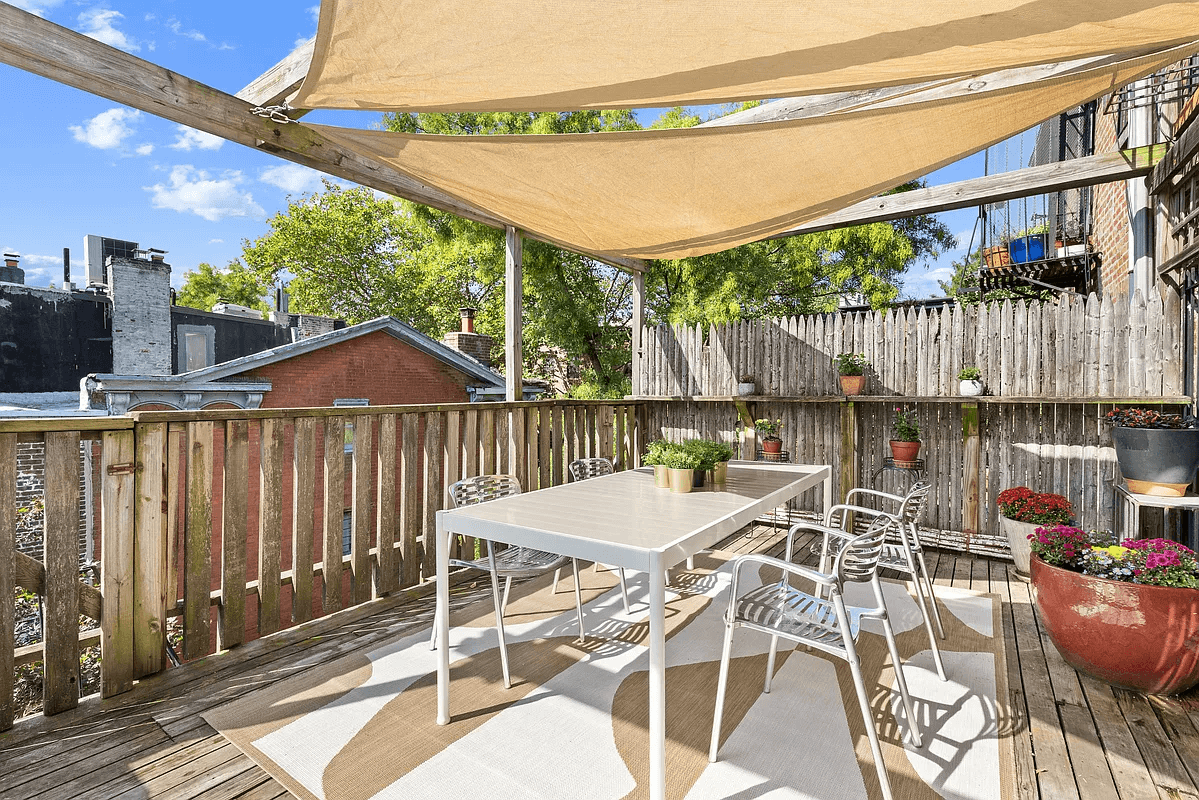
[291, 416, 316, 620]
[218, 419, 248, 649]
[258, 418, 284, 636]
[100, 430, 135, 698]
[182, 423, 212, 663]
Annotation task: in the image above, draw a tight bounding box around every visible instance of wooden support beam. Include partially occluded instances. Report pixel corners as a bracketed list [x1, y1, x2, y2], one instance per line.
[776, 145, 1167, 237]
[505, 227, 524, 403]
[839, 402, 858, 505]
[236, 36, 314, 110]
[962, 403, 981, 537]
[0, 4, 646, 275]
[631, 272, 645, 398]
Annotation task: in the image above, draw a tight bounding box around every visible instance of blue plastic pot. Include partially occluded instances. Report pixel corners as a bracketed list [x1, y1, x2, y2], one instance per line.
[1008, 235, 1046, 264]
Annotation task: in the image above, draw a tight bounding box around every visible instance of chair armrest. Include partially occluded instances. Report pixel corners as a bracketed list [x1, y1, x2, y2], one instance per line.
[844, 487, 904, 508]
[726, 552, 836, 608]
[785, 521, 858, 561]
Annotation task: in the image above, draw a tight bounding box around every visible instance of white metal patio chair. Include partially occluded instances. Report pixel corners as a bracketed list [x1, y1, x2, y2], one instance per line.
[822, 481, 947, 681]
[429, 474, 586, 690]
[709, 516, 923, 800]
[552, 457, 633, 613]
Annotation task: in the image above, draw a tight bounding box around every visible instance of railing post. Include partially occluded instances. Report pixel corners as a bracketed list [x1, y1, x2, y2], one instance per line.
[43, 431, 80, 715]
[133, 422, 168, 678]
[839, 400, 858, 504]
[100, 430, 136, 698]
[962, 402, 981, 538]
[0, 432, 15, 730]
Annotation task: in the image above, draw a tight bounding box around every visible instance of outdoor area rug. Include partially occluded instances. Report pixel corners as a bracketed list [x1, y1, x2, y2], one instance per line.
[204, 551, 1016, 800]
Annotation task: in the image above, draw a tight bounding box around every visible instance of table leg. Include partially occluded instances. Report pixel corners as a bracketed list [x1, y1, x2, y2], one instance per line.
[648, 553, 666, 800]
[436, 512, 451, 725]
[823, 470, 834, 525]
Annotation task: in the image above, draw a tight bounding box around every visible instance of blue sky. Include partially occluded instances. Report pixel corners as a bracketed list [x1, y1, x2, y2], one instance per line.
[1, 0, 982, 300]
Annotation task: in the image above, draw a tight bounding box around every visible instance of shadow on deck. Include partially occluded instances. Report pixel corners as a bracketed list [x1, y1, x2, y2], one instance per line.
[2, 521, 1199, 800]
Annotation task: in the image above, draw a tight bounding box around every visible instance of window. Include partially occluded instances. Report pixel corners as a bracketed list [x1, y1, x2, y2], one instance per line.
[334, 399, 369, 453]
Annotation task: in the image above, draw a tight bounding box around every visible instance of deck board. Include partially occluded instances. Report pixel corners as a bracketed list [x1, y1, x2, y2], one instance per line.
[3, 524, 1199, 799]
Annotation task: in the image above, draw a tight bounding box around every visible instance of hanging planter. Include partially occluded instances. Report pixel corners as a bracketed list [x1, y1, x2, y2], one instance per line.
[1106, 408, 1199, 497]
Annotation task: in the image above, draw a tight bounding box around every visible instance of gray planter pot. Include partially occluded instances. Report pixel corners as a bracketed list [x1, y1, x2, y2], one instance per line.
[1111, 426, 1199, 496]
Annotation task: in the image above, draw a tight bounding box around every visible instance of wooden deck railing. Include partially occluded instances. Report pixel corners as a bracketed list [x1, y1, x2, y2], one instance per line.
[0, 401, 642, 728]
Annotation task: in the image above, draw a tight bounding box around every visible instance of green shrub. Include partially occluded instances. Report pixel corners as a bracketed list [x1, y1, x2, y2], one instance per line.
[643, 440, 681, 466]
[958, 366, 981, 381]
[834, 353, 868, 376]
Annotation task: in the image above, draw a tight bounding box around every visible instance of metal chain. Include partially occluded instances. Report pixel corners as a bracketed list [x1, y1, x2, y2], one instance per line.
[250, 105, 295, 124]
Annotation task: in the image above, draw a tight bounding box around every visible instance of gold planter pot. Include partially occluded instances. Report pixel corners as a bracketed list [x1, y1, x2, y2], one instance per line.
[653, 464, 670, 488]
[711, 461, 729, 484]
[669, 468, 694, 493]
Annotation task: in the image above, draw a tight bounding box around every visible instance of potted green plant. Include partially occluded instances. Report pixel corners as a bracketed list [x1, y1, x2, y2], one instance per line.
[958, 366, 983, 397]
[995, 486, 1073, 576]
[737, 375, 755, 396]
[661, 449, 701, 494]
[834, 352, 867, 396]
[1105, 408, 1199, 497]
[643, 440, 678, 488]
[1031, 526, 1199, 694]
[684, 438, 735, 485]
[755, 418, 783, 455]
[889, 406, 921, 461]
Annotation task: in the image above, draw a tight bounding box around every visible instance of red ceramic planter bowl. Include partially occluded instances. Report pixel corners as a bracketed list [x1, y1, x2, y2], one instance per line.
[1031, 556, 1199, 695]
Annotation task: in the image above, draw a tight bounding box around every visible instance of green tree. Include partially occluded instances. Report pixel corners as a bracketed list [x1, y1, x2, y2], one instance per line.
[176, 260, 270, 312]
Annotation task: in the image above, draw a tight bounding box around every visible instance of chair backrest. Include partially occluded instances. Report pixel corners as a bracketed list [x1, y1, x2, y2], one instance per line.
[834, 514, 893, 584]
[447, 474, 522, 508]
[568, 457, 613, 482]
[898, 481, 932, 527]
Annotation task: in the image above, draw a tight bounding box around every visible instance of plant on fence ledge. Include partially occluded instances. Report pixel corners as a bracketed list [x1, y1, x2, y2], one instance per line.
[1028, 525, 1199, 694]
[737, 374, 756, 396]
[889, 406, 921, 462]
[958, 366, 984, 397]
[834, 352, 868, 396]
[995, 486, 1073, 576]
[1105, 407, 1199, 497]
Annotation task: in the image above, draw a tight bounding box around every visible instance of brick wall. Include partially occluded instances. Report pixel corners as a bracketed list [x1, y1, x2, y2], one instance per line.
[1093, 107, 1130, 299]
[248, 330, 476, 408]
[108, 257, 172, 375]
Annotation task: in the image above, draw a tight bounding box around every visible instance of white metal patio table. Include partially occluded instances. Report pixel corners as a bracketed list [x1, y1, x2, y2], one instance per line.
[434, 460, 833, 800]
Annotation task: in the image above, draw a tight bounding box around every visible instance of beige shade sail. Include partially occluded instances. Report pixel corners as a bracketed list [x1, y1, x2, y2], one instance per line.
[312, 46, 1187, 261]
[293, 0, 1199, 112]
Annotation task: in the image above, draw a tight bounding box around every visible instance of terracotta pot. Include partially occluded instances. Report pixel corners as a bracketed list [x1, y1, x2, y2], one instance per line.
[1031, 556, 1199, 695]
[889, 440, 920, 461]
[711, 461, 728, 484]
[652, 464, 670, 488]
[999, 515, 1038, 576]
[762, 438, 782, 454]
[668, 468, 694, 493]
[839, 374, 865, 395]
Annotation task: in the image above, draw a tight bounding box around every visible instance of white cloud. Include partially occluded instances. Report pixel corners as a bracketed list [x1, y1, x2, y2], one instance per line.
[70, 108, 141, 150]
[146, 166, 264, 222]
[170, 126, 224, 151]
[308, 4, 320, 23]
[135, 143, 154, 156]
[9, 0, 64, 17]
[78, 8, 139, 52]
[167, 17, 206, 42]
[259, 164, 326, 194]
[208, 239, 224, 244]
[22, 254, 62, 266]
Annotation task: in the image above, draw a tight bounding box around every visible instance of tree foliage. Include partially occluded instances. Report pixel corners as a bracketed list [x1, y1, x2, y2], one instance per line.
[176, 260, 270, 312]
[236, 108, 955, 394]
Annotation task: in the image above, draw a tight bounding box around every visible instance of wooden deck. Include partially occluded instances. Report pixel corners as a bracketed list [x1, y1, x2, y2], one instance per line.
[3, 522, 1199, 800]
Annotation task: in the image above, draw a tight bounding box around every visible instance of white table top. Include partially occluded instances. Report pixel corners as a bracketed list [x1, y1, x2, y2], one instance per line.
[438, 461, 830, 571]
[1114, 483, 1199, 508]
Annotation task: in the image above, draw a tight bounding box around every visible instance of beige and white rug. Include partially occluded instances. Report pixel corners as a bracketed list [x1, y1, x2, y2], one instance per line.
[205, 553, 1015, 800]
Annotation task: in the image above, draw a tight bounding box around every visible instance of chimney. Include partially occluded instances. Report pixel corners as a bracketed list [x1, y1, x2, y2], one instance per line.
[442, 307, 493, 368]
[0, 253, 24, 285]
[63, 248, 70, 289]
[108, 252, 172, 375]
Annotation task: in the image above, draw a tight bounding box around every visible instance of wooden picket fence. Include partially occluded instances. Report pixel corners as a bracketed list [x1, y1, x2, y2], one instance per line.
[0, 401, 642, 727]
[637, 290, 1184, 399]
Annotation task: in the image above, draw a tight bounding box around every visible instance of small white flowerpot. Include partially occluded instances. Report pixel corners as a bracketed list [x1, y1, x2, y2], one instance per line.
[736, 381, 755, 396]
[960, 379, 984, 397]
